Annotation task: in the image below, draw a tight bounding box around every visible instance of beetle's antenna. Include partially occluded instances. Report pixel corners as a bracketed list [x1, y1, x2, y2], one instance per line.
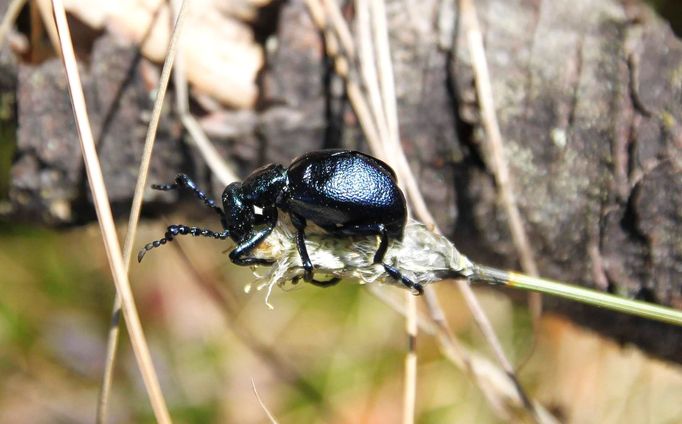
[138, 224, 230, 262]
[152, 173, 228, 228]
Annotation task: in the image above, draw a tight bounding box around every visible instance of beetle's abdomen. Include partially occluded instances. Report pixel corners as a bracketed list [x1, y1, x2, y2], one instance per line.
[285, 150, 406, 237]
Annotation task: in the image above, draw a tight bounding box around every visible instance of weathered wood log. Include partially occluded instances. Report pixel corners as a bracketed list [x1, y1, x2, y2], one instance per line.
[445, 0, 682, 362]
[9, 32, 187, 224]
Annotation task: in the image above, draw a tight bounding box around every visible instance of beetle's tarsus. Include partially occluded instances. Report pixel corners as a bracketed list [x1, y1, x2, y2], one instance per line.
[306, 276, 341, 287]
[383, 263, 422, 295]
[300, 263, 341, 287]
[151, 182, 177, 191]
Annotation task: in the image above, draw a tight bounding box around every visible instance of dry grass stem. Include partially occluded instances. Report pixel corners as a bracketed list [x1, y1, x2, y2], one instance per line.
[304, 0, 385, 157]
[171, 0, 189, 115]
[368, 0, 433, 224]
[97, 303, 121, 424]
[252, 378, 279, 424]
[97, 0, 191, 422]
[345, 83, 386, 157]
[369, 0, 399, 148]
[34, 0, 61, 55]
[180, 114, 239, 186]
[356, 0, 390, 146]
[350, 1, 419, 420]
[402, 292, 418, 424]
[167, 0, 239, 186]
[0, 0, 27, 48]
[374, 285, 558, 422]
[51, 0, 171, 422]
[322, 0, 354, 56]
[457, 0, 541, 317]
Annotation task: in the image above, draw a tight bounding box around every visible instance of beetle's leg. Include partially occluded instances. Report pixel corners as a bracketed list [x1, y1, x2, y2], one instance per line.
[335, 223, 390, 263]
[288, 274, 341, 288]
[228, 228, 276, 266]
[153, 173, 228, 229]
[383, 263, 424, 295]
[340, 223, 422, 295]
[373, 224, 389, 263]
[229, 207, 277, 266]
[138, 224, 229, 262]
[290, 213, 340, 286]
[373, 225, 422, 294]
[307, 278, 341, 288]
[290, 213, 314, 281]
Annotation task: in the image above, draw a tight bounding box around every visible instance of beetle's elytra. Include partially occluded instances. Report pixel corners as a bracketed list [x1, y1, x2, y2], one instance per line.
[139, 149, 422, 294]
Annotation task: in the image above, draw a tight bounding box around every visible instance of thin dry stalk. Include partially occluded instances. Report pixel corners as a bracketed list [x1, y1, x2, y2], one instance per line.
[96, 2, 188, 422]
[368, 0, 433, 223]
[180, 114, 238, 185]
[353, 1, 419, 420]
[457, 0, 541, 318]
[34, 0, 61, 55]
[402, 293, 418, 424]
[168, 0, 237, 185]
[97, 304, 121, 424]
[355, 0, 390, 147]
[95, 2, 186, 423]
[304, 0, 385, 158]
[50, 1, 171, 422]
[97, 1, 190, 422]
[171, 0, 189, 115]
[251, 378, 279, 424]
[345, 83, 386, 158]
[322, 0, 354, 56]
[372, 286, 558, 422]
[368, 0, 399, 149]
[456, 0, 545, 418]
[0, 0, 27, 47]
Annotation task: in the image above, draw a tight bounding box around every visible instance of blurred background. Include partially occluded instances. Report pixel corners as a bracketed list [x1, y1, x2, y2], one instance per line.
[1, 0, 682, 422]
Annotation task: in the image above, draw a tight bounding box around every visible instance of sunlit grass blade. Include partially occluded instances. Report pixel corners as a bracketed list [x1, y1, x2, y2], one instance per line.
[471, 265, 682, 326]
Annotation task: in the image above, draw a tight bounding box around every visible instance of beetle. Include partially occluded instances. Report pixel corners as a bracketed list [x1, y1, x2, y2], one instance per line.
[138, 149, 423, 294]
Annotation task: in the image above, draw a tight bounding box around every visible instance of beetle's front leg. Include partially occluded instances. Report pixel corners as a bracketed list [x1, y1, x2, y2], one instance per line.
[340, 223, 423, 295]
[229, 207, 277, 266]
[138, 224, 229, 262]
[153, 174, 228, 229]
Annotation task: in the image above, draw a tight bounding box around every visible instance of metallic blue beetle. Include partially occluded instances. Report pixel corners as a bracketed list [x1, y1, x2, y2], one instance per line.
[139, 150, 422, 294]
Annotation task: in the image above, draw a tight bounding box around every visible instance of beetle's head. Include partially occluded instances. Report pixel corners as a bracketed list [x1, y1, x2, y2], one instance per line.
[222, 182, 253, 242]
[221, 164, 287, 243]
